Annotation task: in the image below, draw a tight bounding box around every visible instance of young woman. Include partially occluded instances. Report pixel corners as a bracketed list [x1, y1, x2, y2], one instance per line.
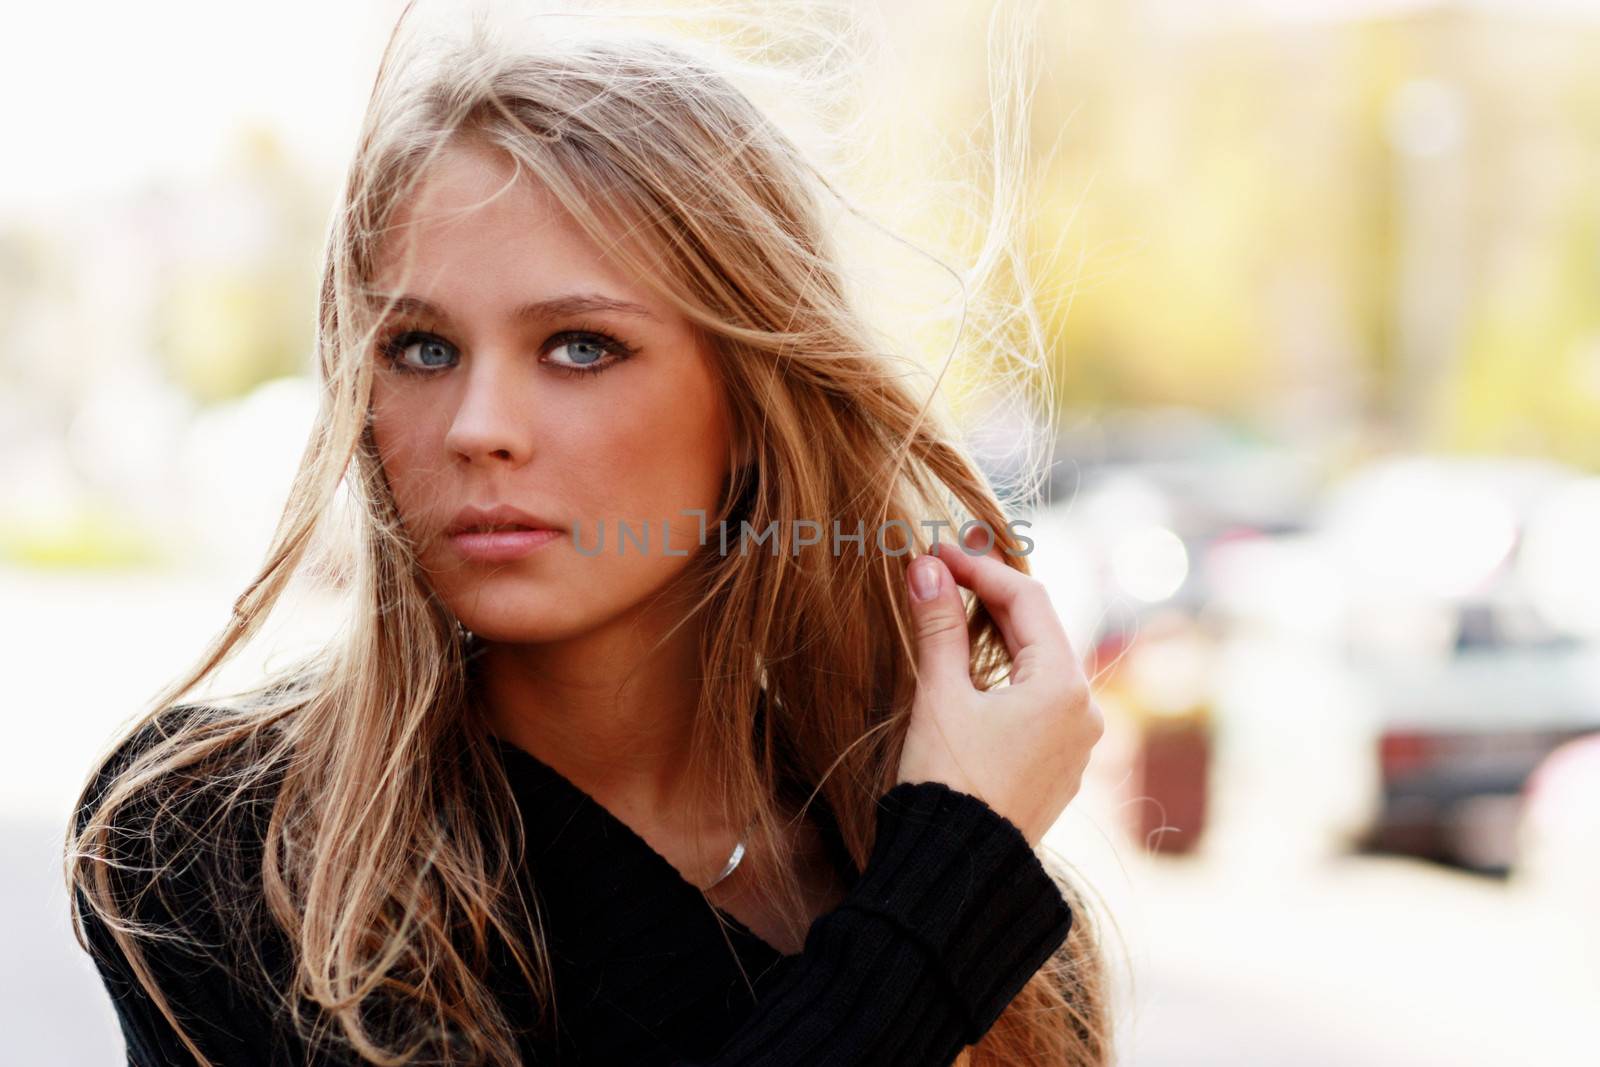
[65, 9, 1110, 1066]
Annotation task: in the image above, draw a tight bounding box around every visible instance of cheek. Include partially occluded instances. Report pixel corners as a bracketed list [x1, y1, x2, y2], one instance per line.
[368, 398, 445, 516]
[587, 375, 731, 522]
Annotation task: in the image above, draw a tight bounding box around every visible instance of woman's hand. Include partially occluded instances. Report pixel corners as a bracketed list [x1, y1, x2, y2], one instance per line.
[896, 524, 1105, 847]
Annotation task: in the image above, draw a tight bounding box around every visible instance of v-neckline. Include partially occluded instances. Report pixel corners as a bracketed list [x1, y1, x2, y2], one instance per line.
[490, 731, 822, 963]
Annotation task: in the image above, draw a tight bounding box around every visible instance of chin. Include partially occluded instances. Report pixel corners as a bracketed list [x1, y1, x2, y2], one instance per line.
[446, 587, 597, 645]
[458, 617, 591, 645]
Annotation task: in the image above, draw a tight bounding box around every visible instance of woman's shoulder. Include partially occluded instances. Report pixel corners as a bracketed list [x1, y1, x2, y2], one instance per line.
[78, 702, 215, 799]
[72, 702, 289, 943]
[71, 705, 315, 1065]
[75, 701, 282, 839]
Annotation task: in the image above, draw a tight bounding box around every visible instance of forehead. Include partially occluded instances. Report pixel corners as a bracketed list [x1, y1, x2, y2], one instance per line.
[371, 140, 644, 298]
[391, 139, 538, 227]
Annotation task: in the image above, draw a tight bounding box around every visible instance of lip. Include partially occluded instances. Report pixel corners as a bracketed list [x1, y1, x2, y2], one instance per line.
[448, 527, 563, 562]
[446, 503, 561, 536]
[445, 503, 565, 562]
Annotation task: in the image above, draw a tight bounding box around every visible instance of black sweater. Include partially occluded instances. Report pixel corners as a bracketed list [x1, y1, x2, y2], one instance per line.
[74, 711, 1074, 1066]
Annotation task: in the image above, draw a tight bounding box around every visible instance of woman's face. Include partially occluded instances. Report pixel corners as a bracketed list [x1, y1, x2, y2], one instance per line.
[367, 140, 735, 643]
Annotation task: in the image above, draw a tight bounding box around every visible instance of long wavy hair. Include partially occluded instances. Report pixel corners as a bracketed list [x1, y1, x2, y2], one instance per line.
[64, 3, 1113, 1064]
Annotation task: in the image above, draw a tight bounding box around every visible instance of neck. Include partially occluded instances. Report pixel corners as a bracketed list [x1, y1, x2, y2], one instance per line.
[470, 597, 716, 826]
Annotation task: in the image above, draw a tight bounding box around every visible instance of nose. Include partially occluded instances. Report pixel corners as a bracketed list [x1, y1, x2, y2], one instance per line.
[443, 351, 533, 467]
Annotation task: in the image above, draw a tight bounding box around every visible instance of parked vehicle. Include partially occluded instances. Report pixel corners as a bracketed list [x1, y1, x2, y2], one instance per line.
[1323, 456, 1600, 874]
[1354, 633, 1600, 873]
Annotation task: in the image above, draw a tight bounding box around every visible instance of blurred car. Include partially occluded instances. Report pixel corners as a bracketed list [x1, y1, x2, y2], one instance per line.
[1320, 455, 1600, 874]
[1354, 632, 1600, 873]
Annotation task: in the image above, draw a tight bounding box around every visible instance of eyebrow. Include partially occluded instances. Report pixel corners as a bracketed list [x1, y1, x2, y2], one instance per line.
[373, 292, 657, 325]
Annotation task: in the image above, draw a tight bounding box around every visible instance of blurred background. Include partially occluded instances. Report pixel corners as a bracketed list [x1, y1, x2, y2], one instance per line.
[4, 0, 1598, 1063]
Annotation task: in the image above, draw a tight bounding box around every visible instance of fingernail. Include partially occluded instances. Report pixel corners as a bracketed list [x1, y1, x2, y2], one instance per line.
[911, 556, 941, 601]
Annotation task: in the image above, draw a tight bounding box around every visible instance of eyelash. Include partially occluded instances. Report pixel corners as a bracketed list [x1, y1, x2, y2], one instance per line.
[376, 321, 638, 379]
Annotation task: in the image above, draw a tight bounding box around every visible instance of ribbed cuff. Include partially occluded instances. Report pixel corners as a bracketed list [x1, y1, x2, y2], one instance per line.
[834, 780, 1074, 1044]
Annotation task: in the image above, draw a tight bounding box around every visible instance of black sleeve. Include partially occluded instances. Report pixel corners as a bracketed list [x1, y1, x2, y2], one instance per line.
[77, 885, 303, 1067]
[673, 779, 1075, 1067]
[71, 712, 316, 1067]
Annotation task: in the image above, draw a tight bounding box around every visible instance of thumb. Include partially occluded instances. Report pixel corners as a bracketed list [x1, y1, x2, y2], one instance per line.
[906, 550, 973, 694]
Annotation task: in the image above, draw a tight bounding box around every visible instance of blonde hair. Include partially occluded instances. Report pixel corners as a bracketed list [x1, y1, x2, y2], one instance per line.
[65, 2, 1112, 1064]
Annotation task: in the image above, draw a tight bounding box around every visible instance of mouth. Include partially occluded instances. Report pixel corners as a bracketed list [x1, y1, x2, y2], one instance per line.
[445, 502, 561, 535]
[446, 525, 564, 562]
[451, 521, 547, 535]
[442, 503, 564, 562]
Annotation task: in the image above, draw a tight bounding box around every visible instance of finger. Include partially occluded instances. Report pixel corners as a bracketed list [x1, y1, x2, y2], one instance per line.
[949, 525, 1023, 659]
[905, 551, 976, 694]
[929, 535, 1072, 677]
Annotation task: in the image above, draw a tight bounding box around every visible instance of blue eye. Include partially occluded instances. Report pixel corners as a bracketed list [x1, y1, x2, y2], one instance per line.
[543, 330, 636, 378]
[379, 331, 458, 373]
[553, 336, 607, 366]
